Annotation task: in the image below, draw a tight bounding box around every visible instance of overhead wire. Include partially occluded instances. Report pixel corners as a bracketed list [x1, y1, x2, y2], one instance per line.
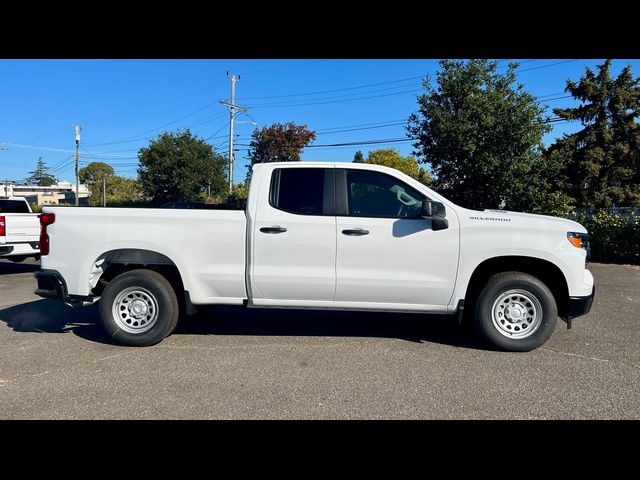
[86, 101, 217, 147]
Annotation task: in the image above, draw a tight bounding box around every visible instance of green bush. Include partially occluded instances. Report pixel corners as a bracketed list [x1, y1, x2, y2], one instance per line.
[574, 212, 640, 264]
[225, 184, 248, 210]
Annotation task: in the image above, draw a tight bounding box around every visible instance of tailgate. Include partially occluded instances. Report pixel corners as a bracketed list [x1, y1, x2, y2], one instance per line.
[4, 214, 40, 243]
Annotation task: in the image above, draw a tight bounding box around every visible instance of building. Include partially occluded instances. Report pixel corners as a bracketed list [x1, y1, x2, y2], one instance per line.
[0, 181, 91, 205]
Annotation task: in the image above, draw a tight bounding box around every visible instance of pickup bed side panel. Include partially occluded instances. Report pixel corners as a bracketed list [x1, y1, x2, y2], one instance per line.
[41, 208, 247, 304]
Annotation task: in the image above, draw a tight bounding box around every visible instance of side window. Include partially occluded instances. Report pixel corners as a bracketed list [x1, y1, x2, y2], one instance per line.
[270, 168, 328, 215]
[345, 170, 426, 218]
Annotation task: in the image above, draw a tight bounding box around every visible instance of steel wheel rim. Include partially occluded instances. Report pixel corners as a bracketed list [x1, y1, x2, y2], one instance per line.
[491, 289, 543, 339]
[112, 286, 159, 334]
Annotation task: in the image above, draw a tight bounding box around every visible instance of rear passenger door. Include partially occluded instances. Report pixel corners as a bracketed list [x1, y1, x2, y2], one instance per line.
[250, 166, 337, 302]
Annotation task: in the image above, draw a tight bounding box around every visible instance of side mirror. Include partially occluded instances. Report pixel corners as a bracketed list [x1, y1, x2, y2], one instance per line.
[421, 200, 448, 231]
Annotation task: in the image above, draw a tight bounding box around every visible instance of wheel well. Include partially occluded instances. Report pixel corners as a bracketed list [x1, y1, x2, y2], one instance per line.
[465, 256, 569, 318]
[90, 249, 186, 310]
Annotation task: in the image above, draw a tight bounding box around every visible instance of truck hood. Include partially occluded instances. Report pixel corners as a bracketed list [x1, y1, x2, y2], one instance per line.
[480, 209, 587, 233]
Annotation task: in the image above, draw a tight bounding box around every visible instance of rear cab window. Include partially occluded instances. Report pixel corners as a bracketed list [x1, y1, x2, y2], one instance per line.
[269, 168, 334, 215]
[0, 200, 30, 213]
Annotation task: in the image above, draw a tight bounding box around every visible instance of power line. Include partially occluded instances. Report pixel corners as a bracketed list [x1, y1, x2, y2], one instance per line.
[316, 122, 408, 135]
[537, 91, 567, 99]
[205, 121, 230, 141]
[87, 101, 217, 147]
[83, 60, 279, 126]
[250, 89, 423, 109]
[49, 157, 75, 174]
[315, 118, 408, 133]
[82, 61, 583, 148]
[231, 121, 410, 144]
[538, 95, 572, 102]
[237, 137, 412, 148]
[237, 60, 578, 104]
[188, 112, 229, 129]
[519, 59, 579, 72]
[239, 75, 425, 100]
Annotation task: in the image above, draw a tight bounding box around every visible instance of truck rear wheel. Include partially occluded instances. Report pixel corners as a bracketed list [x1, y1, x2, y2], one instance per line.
[99, 269, 179, 346]
[474, 272, 557, 352]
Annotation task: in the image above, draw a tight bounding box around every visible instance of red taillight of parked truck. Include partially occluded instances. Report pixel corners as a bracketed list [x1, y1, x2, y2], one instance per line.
[39, 213, 56, 255]
[0, 216, 5, 237]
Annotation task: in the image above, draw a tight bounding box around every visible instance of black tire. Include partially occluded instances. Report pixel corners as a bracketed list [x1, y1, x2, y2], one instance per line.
[99, 269, 179, 346]
[474, 272, 557, 352]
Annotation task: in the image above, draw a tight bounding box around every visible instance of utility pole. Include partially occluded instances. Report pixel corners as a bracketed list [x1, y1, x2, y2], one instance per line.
[1, 147, 7, 196]
[102, 176, 106, 207]
[228, 73, 236, 196]
[74, 125, 81, 206]
[219, 72, 249, 195]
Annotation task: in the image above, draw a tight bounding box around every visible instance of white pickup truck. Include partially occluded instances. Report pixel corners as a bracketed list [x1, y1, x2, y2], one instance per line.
[0, 197, 40, 262]
[34, 162, 594, 351]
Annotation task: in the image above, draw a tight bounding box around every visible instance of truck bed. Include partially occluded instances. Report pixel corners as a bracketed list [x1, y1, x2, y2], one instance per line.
[42, 207, 247, 304]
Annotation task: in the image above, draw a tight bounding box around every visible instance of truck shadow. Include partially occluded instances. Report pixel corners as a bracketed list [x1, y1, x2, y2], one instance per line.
[0, 300, 484, 349]
[0, 299, 105, 338]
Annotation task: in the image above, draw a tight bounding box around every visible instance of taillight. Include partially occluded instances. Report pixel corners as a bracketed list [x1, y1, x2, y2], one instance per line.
[0, 216, 5, 236]
[39, 213, 55, 256]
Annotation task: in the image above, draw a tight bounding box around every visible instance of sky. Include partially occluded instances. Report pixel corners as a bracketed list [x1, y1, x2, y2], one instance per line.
[1, 58, 639, 187]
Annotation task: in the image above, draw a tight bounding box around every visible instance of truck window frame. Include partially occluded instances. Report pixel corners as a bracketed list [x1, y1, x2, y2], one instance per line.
[335, 168, 428, 219]
[269, 167, 335, 216]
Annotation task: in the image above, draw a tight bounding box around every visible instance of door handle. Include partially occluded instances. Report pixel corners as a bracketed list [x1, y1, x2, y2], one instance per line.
[341, 228, 369, 236]
[260, 226, 287, 234]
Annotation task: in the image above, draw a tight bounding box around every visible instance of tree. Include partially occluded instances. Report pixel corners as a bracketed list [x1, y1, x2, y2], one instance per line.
[407, 59, 551, 211]
[226, 182, 249, 210]
[515, 151, 576, 216]
[548, 59, 640, 208]
[87, 174, 141, 206]
[79, 162, 115, 204]
[79, 162, 114, 185]
[26, 157, 56, 186]
[353, 150, 365, 163]
[137, 130, 227, 206]
[248, 122, 316, 166]
[355, 148, 432, 184]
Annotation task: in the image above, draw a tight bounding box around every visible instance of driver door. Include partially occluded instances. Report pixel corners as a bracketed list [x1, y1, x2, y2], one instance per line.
[334, 168, 459, 307]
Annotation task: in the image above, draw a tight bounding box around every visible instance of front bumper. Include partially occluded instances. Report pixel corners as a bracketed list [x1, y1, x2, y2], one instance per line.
[566, 284, 595, 328]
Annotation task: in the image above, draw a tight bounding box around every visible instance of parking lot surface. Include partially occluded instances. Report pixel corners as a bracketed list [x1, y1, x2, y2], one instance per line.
[0, 259, 638, 419]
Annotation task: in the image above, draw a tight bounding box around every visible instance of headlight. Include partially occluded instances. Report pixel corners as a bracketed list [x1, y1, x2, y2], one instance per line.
[567, 232, 590, 256]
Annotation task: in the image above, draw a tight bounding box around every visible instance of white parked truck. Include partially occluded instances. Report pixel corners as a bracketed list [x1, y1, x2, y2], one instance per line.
[0, 197, 40, 262]
[34, 162, 594, 351]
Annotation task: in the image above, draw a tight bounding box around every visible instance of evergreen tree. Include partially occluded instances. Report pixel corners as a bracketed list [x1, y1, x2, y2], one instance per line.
[26, 157, 56, 186]
[548, 60, 640, 208]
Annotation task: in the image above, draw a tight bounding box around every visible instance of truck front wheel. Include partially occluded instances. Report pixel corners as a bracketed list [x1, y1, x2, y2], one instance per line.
[474, 272, 557, 352]
[99, 269, 179, 346]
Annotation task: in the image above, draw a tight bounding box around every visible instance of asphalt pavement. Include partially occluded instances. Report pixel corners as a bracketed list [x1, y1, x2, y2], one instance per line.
[0, 258, 638, 419]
